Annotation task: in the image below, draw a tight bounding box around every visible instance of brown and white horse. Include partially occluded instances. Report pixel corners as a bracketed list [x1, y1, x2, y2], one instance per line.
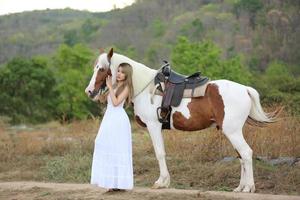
[85, 48, 278, 193]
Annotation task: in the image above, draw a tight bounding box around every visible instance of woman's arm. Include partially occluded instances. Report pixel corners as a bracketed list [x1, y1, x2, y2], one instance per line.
[108, 86, 129, 106]
[106, 75, 129, 106]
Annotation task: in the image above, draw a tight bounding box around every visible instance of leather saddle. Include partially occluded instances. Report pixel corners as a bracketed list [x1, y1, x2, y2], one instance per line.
[154, 61, 209, 124]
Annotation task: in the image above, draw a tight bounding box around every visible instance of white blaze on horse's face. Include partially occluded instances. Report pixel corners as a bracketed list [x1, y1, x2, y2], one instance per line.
[85, 53, 111, 100]
[84, 56, 99, 95]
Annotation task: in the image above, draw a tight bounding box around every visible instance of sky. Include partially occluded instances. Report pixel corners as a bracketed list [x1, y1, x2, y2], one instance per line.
[0, 0, 135, 16]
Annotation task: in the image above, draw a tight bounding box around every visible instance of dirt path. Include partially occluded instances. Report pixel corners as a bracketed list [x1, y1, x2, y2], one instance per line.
[0, 182, 299, 200]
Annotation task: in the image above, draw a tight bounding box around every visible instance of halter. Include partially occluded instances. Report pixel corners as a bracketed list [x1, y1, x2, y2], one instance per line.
[99, 60, 112, 94]
[89, 59, 112, 98]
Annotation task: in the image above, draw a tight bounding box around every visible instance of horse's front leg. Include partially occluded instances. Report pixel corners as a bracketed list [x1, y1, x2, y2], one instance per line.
[146, 121, 170, 189]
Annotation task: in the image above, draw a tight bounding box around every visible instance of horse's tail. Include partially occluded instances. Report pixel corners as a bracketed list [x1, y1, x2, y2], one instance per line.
[246, 86, 281, 126]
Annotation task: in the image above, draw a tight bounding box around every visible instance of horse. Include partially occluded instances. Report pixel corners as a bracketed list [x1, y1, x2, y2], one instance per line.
[85, 48, 278, 193]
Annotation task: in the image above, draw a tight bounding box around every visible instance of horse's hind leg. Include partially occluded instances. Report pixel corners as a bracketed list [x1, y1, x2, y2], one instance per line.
[214, 80, 254, 192]
[223, 130, 255, 193]
[236, 156, 246, 192]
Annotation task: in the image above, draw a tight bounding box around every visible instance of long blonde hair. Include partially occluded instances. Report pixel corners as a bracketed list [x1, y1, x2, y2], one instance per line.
[99, 63, 134, 107]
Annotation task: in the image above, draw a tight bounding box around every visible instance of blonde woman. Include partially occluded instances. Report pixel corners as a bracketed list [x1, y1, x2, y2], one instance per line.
[91, 63, 134, 192]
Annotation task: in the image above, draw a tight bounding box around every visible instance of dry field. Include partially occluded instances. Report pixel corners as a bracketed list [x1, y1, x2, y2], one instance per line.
[0, 110, 299, 197]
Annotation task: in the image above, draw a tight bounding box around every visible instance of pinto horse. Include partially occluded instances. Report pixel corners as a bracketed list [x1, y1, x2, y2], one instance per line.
[85, 48, 278, 193]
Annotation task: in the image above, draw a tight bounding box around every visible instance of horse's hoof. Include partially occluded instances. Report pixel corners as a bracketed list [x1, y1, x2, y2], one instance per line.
[151, 183, 162, 189]
[151, 182, 168, 189]
[242, 185, 255, 193]
[233, 185, 244, 192]
[151, 176, 170, 189]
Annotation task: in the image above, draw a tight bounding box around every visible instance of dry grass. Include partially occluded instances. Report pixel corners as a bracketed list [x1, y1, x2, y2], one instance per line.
[0, 110, 299, 195]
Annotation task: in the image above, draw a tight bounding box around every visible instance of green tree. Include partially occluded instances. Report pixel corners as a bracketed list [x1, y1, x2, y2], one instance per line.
[80, 18, 101, 41]
[51, 44, 96, 121]
[63, 29, 79, 46]
[151, 19, 166, 38]
[234, 0, 263, 29]
[252, 62, 300, 115]
[180, 18, 204, 40]
[171, 36, 252, 84]
[0, 57, 58, 123]
[81, 19, 97, 37]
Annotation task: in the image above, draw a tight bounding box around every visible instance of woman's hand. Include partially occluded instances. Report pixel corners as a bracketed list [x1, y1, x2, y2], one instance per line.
[97, 94, 107, 103]
[106, 75, 113, 90]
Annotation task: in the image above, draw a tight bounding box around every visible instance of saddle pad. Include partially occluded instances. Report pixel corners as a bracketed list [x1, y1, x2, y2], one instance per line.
[150, 81, 209, 98]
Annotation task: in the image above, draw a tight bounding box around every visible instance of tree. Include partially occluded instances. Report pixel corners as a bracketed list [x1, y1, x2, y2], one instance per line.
[253, 61, 300, 115]
[234, 0, 263, 29]
[150, 19, 166, 38]
[63, 29, 79, 46]
[51, 44, 96, 121]
[171, 36, 252, 84]
[0, 57, 58, 123]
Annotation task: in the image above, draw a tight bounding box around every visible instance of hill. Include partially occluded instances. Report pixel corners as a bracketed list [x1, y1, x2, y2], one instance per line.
[0, 0, 299, 73]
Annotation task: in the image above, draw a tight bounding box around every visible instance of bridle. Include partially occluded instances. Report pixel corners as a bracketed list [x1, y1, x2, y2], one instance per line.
[89, 60, 112, 99]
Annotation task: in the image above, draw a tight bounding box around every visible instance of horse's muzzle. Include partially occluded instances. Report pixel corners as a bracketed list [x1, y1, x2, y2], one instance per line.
[89, 89, 100, 99]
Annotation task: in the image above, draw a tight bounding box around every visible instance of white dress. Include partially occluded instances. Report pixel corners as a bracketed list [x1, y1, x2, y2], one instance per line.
[90, 92, 133, 189]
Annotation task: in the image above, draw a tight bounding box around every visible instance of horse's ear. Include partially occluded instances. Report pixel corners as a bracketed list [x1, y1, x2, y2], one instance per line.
[99, 48, 105, 54]
[107, 48, 114, 63]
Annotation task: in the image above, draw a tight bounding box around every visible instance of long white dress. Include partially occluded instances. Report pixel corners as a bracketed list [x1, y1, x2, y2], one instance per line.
[90, 92, 133, 189]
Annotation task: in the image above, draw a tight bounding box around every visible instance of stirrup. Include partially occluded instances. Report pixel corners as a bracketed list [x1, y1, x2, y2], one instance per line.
[156, 107, 170, 123]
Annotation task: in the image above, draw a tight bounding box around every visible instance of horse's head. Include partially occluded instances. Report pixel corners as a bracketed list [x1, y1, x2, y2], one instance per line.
[85, 48, 114, 101]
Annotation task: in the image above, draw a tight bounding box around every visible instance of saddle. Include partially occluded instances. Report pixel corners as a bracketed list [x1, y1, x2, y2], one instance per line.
[154, 61, 209, 124]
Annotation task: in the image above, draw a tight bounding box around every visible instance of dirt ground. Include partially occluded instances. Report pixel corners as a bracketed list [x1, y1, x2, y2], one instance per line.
[0, 182, 299, 200]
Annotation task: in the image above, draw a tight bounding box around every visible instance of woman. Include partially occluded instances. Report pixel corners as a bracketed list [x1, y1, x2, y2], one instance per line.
[90, 63, 134, 192]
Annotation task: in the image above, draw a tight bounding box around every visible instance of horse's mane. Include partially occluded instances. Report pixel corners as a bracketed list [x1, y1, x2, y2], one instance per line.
[110, 53, 157, 98]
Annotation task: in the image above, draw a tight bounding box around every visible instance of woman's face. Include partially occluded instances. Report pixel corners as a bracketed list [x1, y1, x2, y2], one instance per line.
[116, 67, 126, 82]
